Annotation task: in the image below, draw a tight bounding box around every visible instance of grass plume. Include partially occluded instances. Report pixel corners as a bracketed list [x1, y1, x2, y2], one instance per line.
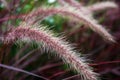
[3, 23, 98, 80]
[87, 1, 118, 12]
[25, 6, 115, 42]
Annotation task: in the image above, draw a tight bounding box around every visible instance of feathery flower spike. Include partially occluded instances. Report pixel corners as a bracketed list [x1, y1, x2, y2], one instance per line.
[58, 0, 92, 17]
[25, 6, 115, 42]
[87, 1, 118, 12]
[59, 1, 117, 15]
[3, 23, 98, 80]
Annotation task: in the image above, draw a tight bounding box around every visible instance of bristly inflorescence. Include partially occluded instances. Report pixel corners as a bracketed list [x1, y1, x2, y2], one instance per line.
[58, 0, 117, 12]
[3, 22, 98, 80]
[25, 5, 116, 42]
[87, 1, 118, 12]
